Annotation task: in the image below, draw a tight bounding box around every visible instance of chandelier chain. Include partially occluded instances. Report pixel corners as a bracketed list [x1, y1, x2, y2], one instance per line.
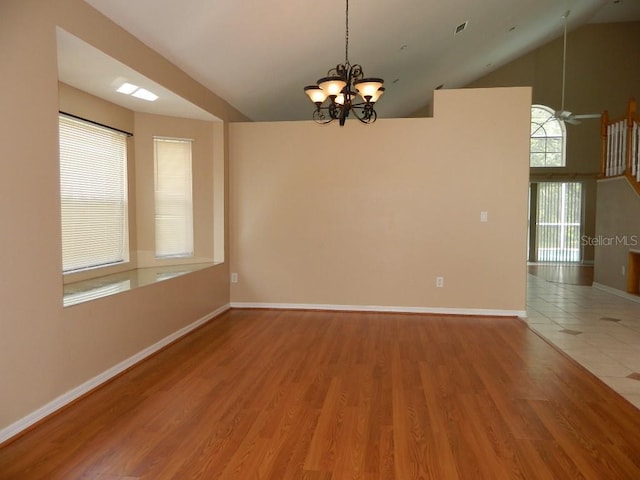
[345, 0, 349, 65]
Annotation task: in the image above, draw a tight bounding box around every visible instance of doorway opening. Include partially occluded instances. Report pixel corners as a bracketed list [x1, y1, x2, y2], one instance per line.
[528, 182, 583, 263]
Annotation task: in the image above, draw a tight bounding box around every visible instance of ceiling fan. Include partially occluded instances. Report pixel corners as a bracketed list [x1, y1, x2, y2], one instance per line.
[553, 10, 600, 125]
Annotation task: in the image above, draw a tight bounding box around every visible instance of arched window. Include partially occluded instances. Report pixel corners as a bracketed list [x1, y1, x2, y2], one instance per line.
[530, 105, 566, 167]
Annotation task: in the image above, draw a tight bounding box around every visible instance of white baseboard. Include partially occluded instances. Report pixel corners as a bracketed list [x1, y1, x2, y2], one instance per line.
[230, 302, 526, 318]
[592, 283, 640, 304]
[0, 304, 231, 445]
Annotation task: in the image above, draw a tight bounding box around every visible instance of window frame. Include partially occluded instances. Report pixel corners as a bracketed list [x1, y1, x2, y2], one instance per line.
[530, 105, 566, 168]
[153, 136, 195, 260]
[58, 113, 132, 277]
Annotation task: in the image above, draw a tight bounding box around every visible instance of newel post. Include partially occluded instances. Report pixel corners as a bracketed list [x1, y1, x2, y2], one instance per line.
[626, 98, 637, 176]
[601, 109, 609, 177]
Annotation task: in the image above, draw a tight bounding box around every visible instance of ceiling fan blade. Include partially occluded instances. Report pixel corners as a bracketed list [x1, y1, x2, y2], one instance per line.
[572, 113, 601, 119]
[565, 118, 581, 125]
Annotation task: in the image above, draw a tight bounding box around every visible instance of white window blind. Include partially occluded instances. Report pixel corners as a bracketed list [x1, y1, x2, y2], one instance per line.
[59, 114, 129, 273]
[154, 137, 194, 258]
[535, 182, 582, 262]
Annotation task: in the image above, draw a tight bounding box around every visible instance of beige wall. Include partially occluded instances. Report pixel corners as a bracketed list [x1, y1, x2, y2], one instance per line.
[230, 87, 531, 313]
[59, 82, 135, 133]
[417, 22, 640, 263]
[467, 21, 640, 178]
[594, 178, 640, 291]
[0, 0, 239, 436]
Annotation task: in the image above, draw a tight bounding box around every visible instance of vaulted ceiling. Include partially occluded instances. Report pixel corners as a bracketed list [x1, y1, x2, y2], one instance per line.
[74, 0, 640, 121]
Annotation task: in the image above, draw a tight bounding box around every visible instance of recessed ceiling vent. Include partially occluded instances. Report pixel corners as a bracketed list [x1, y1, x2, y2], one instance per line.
[454, 21, 468, 35]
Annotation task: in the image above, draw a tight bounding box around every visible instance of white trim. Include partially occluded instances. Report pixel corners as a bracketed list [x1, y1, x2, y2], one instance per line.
[0, 304, 230, 445]
[230, 302, 526, 318]
[597, 175, 628, 184]
[593, 283, 640, 304]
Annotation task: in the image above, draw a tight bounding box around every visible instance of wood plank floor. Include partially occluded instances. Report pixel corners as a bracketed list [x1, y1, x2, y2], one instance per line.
[2, 309, 640, 479]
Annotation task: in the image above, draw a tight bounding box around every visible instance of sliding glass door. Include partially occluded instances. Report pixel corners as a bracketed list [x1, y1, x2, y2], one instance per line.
[531, 182, 583, 262]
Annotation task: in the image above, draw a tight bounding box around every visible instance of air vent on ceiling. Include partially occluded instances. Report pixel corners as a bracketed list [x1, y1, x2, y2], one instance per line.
[454, 21, 468, 35]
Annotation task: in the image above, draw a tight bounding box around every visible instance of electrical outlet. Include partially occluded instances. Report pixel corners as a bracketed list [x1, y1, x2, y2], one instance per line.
[480, 211, 488, 222]
[436, 276, 444, 288]
[231, 272, 238, 283]
[622, 265, 626, 276]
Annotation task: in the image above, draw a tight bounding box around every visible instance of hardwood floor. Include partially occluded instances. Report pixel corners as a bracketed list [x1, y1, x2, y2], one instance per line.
[2, 309, 640, 479]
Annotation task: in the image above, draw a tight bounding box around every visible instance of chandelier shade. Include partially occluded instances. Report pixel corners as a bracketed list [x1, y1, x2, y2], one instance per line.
[303, 0, 384, 126]
[304, 86, 329, 104]
[368, 87, 385, 103]
[318, 76, 348, 96]
[354, 78, 384, 100]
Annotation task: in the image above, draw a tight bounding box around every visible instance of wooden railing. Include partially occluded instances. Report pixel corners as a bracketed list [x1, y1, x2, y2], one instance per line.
[601, 98, 640, 194]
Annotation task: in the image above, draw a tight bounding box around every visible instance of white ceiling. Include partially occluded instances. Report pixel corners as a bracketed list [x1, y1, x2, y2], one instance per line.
[56, 29, 220, 122]
[69, 0, 640, 122]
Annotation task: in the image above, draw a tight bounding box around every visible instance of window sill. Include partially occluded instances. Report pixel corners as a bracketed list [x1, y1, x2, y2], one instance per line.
[63, 262, 218, 307]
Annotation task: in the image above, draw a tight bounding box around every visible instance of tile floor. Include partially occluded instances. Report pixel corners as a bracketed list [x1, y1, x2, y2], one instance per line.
[526, 273, 640, 409]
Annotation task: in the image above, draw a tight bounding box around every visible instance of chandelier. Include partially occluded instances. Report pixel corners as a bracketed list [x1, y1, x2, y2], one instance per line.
[303, 0, 385, 126]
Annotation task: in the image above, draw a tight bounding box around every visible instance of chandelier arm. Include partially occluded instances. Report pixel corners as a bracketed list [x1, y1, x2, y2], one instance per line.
[351, 106, 367, 124]
[350, 104, 377, 124]
[350, 95, 375, 107]
[350, 105, 364, 122]
[313, 108, 333, 125]
[350, 64, 363, 81]
[328, 102, 342, 120]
